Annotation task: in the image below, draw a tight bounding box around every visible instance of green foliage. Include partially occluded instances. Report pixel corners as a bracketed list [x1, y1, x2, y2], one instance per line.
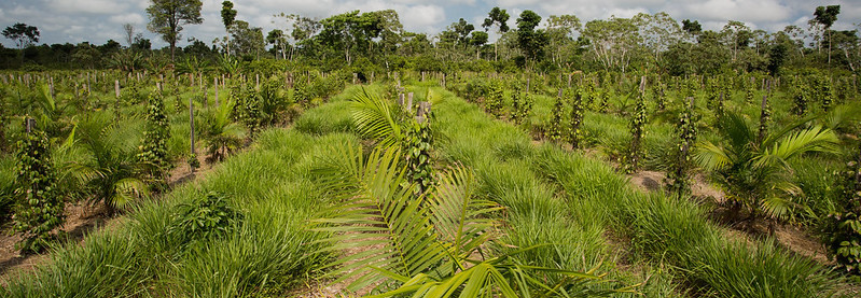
[137, 92, 171, 189]
[569, 89, 584, 149]
[485, 80, 505, 118]
[623, 92, 647, 173]
[820, 77, 834, 112]
[695, 113, 839, 222]
[822, 141, 861, 274]
[310, 145, 627, 297]
[548, 89, 565, 144]
[510, 83, 533, 125]
[168, 192, 243, 248]
[792, 80, 810, 116]
[403, 112, 434, 195]
[202, 99, 246, 163]
[13, 129, 64, 254]
[665, 98, 698, 199]
[70, 113, 149, 215]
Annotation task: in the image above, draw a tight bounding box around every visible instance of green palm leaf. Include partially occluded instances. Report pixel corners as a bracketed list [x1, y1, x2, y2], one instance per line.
[311, 145, 449, 291]
[755, 126, 838, 170]
[351, 87, 404, 148]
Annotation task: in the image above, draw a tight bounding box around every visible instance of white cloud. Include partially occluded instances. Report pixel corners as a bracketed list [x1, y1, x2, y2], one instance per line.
[46, 0, 129, 15]
[108, 13, 145, 25]
[2, 0, 859, 49]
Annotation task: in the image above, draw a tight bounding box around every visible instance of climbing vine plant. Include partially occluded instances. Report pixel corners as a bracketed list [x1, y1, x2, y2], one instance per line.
[13, 129, 65, 254]
[138, 92, 171, 188]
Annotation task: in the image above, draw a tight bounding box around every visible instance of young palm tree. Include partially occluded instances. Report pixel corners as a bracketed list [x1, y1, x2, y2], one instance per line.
[201, 100, 246, 163]
[66, 112, 148, 215]
[695, 112, 839, 224]
[310, 145, 632, 297]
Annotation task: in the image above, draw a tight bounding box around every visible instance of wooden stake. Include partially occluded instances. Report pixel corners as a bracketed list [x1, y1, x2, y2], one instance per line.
[115, 80, 120, 98]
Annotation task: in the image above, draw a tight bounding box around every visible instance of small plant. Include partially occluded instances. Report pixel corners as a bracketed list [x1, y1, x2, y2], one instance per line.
[548, 89, 565, 144]
[821, 77, 834, 112]
[169, 192, 243, 247]
[137, 92, 171, 190]
[695, 113, 839, 225]
[569, 88, 585, 149]
[665, 97, 698, 199]
[187, 153, 200, 172]
[403, 103, 434, 195]
[792, 81, 809, 116]
[822, 140, 861, 274]
[623, 91, 647, 173]
[13, 129, 65, 254]
[203, 100, 246, 163]
[485, 80, 505, 118]
[310, 145, 633, 297]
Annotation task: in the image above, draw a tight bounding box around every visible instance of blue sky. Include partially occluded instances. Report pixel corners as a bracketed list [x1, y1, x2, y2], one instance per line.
[0, 0, 858, 48]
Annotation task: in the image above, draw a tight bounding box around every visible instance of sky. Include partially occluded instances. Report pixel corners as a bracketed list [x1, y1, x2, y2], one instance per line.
[0, 0, 859, 49]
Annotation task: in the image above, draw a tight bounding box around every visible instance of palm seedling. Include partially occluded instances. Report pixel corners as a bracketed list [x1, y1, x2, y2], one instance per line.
[694, 112, 839, 226]
[310, 145, 633, 297]
[201, 99, 246, 163]
[66, 112, 148, 216]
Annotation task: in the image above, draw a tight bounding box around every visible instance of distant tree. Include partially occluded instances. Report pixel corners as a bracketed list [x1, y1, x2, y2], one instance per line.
[682, 19, 702, 34]
[546, 14, 582, 68]
[146, 0, 204, 61]
[266, 29, 288, 59]
[470, 31, 488, 59]
[482, 7, 510, 61]
[813, 5, 840, 65]
[221, 1, 237, 54]
[133, 34, 152, 51]
[2, 23, 40, 49]
[516, 10, 548, 66]
[221, 1, 237, 29]
[229, 20, 265, 59]
[452, 18, 475, 46]
[123, 23, 136, 47]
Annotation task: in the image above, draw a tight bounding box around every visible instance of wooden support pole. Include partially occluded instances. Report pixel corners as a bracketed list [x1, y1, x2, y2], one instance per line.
[115, 80, 120, 98]
[189, 94, 196, 161]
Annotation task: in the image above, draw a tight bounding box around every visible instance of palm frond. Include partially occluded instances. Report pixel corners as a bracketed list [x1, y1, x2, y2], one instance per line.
[428, 166, 500, 262]
[755, 126, 838, 170]
[310, 145, 449, 291]
[112, 177, 148, 207]
[694, 141, 733, 171]
[718, 112, 755, 152]
[762, 113, 820, 148]
[351, 87, 403, 148]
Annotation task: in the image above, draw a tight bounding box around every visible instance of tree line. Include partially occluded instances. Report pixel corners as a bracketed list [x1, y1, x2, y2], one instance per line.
[1, 1, 858, 75]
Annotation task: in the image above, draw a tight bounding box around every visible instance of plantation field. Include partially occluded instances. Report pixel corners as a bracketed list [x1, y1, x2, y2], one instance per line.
[1, 70, 861, 297]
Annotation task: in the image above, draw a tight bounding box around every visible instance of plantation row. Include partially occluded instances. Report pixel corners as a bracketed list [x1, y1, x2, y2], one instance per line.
[1, 69, 860, 297]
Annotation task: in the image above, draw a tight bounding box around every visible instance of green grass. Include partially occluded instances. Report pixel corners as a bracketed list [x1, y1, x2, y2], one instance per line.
[433, 85, 847, 297]
[0, 97, 361, 297]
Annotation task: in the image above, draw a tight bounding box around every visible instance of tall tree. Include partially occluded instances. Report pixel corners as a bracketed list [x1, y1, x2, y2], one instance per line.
[516, 10, 548, 66]
[267, 29, 288, 60]
[2, 23, 40, 49]
[221, 1, 237, 55]
[813, 5, 840, 65]
[229, 20, 265, 59]
[546, 14, 582, 68]
[583, 16, 639, 72]
[122, 23, 135, 47]
[452, 18, 475, 47]
[146, 0, 204, 61]
[721, 20, 751, 63]
[482, 7, 510, 61]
